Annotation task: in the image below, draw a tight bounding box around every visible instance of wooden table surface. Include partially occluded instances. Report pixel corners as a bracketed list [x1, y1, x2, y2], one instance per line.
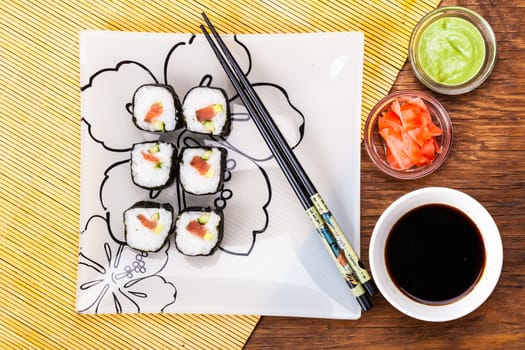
[245, 0, 525, 348]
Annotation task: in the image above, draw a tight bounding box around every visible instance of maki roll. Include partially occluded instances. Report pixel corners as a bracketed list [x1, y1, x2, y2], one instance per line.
[182, 86, 231, 136]
[175, 207, 223, 256]
[132, 84, 181, 132]
[179, 146, 227, 195]
[123, 201, 173, 252]
[131, 141, 177, 190]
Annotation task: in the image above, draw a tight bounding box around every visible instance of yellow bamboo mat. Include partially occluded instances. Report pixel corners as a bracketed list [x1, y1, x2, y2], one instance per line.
[0, 0, 439, 349]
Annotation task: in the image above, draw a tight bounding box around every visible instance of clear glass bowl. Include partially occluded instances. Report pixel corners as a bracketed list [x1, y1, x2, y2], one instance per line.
[364, 91, 452, 180]
[409, 6, 496, 95]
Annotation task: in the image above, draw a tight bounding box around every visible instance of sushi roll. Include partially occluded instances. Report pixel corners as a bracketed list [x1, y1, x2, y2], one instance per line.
[123, 201, 174, 252]
[182, 86, 231, 136]
[132, 84, 181, 132]
[130, 141, 176, 190]
[175, 207, 223, 256]
[179, 146, 227, 195]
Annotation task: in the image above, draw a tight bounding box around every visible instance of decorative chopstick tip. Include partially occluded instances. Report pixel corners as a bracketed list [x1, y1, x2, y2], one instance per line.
[201, 11, 212, 25]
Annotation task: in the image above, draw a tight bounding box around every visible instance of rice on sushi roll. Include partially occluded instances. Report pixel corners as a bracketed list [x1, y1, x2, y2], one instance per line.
[182, 86, 231, 136]
[175, 207, 223, 256]
[179, 146, 227, 195]
[124, 201, 174, 252]
[132, 84, 181, 132]
[131, 141, 177, 190]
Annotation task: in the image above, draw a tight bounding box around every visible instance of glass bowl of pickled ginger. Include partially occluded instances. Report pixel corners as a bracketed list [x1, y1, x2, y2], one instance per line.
[364, 91, 452, 179]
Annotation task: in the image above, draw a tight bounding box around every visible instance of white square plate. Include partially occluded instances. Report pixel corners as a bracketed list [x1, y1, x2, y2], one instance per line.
[78, 30, 364, 319]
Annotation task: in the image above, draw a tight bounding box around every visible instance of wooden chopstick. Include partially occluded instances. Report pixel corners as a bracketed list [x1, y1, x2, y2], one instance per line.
[200, 12, 375, 310]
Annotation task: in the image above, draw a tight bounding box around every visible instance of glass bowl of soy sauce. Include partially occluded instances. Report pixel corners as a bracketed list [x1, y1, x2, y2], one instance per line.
[369, 187, 503, 322]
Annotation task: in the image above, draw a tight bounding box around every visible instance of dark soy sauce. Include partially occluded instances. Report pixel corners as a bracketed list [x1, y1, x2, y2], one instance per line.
[385, 204, 486, 304]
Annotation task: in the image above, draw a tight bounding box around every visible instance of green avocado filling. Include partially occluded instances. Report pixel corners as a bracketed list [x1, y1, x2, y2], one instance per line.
[148, 144, 160, 154]
[197, 213, 210, 225]
[203, 120, 215, 132]
[200, 149, 213, 161]
[152, 120, 166, 131]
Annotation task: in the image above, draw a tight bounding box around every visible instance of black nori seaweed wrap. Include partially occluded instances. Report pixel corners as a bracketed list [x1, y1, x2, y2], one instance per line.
[123, 201, 174, 253]
[130, 141, 177, 191]
[174, 206, 224, 257]
[131, 83, 182, 132]
[178, 146, 227, 195]
[182, 86, 231, 136]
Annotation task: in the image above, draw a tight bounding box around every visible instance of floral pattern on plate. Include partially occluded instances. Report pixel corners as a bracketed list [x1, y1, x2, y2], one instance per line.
[79, 30, 363, 318]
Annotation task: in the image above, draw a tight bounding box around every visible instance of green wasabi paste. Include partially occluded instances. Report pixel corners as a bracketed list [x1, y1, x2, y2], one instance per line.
[417, 17, 486, 85]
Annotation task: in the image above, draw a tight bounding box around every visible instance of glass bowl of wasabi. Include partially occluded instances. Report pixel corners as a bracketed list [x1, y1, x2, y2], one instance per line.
[409, 6, 496, 95]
